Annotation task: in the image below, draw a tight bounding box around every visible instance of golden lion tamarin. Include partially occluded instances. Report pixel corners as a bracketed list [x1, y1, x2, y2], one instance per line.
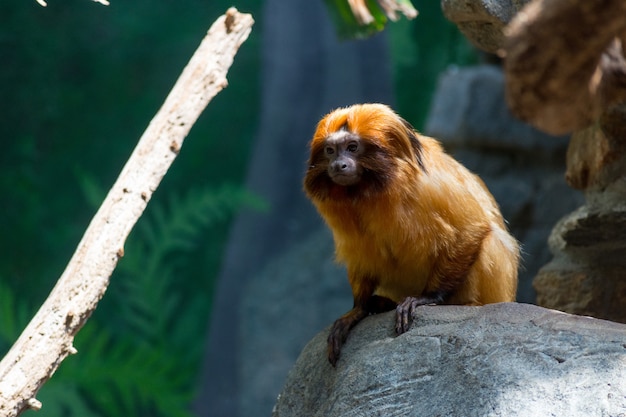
[303, 103, 519, 366]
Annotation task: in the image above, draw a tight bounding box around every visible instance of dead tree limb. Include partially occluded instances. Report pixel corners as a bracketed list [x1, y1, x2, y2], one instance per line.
[0, 8, 253, 416]
[504, 0, 626, 135]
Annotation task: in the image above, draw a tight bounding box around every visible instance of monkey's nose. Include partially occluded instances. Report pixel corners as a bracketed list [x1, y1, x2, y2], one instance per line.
[331, 161, 350, 173]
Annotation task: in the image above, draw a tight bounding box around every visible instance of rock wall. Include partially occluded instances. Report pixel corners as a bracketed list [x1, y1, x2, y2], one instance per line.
[534, 104, 626, 322]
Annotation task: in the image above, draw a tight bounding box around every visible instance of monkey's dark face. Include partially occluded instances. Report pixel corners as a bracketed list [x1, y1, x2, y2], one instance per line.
[304, 129, 395, 201]
[304, 104, 426, 203]
[323, 130, 364, 186]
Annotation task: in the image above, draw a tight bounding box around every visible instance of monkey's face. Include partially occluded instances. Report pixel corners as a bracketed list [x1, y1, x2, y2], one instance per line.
[304, 103, 424, 202]
[304, 128, 393, 201]
[323, 130, 364, 186]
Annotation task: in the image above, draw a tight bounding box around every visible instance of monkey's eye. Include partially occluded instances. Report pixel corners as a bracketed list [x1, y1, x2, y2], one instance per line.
[325, 146, 335, 155]
[347, 142, 358, 153]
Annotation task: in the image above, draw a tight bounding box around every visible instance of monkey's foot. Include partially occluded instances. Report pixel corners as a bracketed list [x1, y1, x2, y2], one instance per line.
[395, 295, 443, 334]
[327, 317, 352, 367]
[327, 306, 369, 366]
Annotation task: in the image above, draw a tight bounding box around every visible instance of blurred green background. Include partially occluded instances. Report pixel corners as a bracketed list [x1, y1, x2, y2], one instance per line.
[0, 1, 475, 415]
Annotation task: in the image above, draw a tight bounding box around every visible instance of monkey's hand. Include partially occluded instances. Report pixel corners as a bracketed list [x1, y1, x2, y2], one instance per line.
[395, 292, 447, 334]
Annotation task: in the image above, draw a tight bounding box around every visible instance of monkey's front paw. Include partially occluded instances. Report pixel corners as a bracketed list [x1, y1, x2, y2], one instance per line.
[395, 296, 428, 334]
[396, 293, 447, 334]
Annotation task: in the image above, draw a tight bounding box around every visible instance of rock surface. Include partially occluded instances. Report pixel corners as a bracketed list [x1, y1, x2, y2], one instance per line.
[239, 230, 350, 417]
[441, 0, 531, 53]
[503, 1, 626, 135]
[534, 203, 626, 323]
[565, 106, 626, 192]
[273, 303, 626, 417]
[534, 103, 626, 323]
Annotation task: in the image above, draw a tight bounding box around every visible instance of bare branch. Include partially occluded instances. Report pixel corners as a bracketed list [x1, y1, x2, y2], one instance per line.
[0, 8, 253, 416]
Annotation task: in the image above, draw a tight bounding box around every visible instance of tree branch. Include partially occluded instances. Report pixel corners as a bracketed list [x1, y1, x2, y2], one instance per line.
[503, 0, 626, 135]
[0, 8, 253, 416]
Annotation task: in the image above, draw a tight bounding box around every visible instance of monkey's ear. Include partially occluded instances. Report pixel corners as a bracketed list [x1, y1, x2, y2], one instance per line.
[399, 117, 426, 172]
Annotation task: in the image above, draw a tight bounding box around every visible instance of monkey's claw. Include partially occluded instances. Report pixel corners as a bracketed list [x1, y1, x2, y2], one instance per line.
[395, 296, 424, 334]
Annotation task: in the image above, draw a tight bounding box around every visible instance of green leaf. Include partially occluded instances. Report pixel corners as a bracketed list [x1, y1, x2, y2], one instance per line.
[323, 0, 417, 39]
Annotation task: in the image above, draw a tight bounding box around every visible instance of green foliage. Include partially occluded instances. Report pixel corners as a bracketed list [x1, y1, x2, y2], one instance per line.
[324, 0, 417, 38]
[387, 2, 479, 129]
[107, 185, 266, 345]
[36, 382, 102, 417]
[0, 0, 262, 303]
[14, 185, 264, 417]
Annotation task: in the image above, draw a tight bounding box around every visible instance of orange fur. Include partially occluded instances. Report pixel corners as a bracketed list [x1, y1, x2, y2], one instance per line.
[304, 103, 519, 365]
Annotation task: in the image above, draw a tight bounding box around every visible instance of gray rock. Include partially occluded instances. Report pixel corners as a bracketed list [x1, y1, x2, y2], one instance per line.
[273, 303, 626, 417]
[441, 0, 532, 53]
[426, 65, 568, 152]
[240, 229, 349, 417]
[534, 203, 626, 323]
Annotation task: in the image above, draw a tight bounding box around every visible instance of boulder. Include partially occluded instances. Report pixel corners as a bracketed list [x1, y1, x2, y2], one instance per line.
[273, 303, 626, 417]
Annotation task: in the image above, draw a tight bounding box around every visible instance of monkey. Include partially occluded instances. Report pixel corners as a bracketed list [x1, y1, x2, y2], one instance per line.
[303, 103, 519, 366]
